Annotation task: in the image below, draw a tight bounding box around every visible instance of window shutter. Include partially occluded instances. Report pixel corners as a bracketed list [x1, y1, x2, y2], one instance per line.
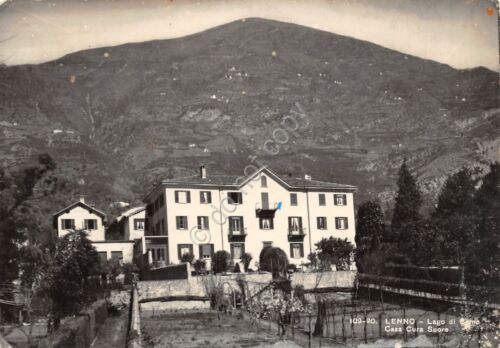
[61, 219, 64, 230]
[259, 218, 263, 229]
[176, 217, 180, 229]
[229, 217, 233, 233]
[175, 191, 179, 203]
[289, 244, 293, 257]
[206, 217, 209, 229]
[177, 245, 182, 260]
[345, 218, 348, 229]
[197, 217, 201, 229]
[288, 217, 292, 231]
[210, 244, 214, 256]
[242, 243, 245, 255]
[299, 217, 303, 230]
[270, 218, 274, 229]
[240, 217, 244, 231]
[208, 192, 212, 203]
[186, 191, 191, 203]
[300, 244, 304, 257]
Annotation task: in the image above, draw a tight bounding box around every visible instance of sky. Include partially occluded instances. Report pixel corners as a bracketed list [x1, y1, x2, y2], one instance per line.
[0, 0, 498, 71]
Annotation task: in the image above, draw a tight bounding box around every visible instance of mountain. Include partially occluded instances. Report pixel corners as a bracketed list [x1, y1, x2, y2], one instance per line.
[0, 18, 498, 217]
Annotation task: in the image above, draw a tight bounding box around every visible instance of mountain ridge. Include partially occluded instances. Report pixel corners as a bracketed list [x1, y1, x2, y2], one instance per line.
[0, 18, 498, 218]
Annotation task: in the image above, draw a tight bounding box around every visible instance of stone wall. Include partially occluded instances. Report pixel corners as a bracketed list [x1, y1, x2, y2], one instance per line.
[137, 272, 273, 302]
[291, 271, 356, 290]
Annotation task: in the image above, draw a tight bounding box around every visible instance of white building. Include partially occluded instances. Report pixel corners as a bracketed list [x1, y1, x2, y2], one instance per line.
[142, 166, 356, 270]
[53, 197, 136, 264]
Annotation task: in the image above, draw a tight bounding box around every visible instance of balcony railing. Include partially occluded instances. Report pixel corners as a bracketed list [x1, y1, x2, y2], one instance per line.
[288, 227, 306, 241]
[228, 227, 247, 241]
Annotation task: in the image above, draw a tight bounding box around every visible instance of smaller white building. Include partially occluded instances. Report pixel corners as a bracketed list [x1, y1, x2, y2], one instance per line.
[53, 197, 136, 264]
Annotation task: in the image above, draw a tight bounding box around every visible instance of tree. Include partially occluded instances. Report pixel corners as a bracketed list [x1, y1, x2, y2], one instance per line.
[315, 237, 354, 270]
[259, 247, 289, 278]
[390, 159, 423, 259]
[241, 252, 253, 272]
[355, 201, 386, 271]
[46, 230, 100, 329]
[194, 259, 206, 275]
[211, 250, 233, 274]
[432, 167, 479, 265]
[468, 163, 500, 288]
[19, 243, 51, 344]
[0, 154, 56, 319]
[233, 263, 241, 273]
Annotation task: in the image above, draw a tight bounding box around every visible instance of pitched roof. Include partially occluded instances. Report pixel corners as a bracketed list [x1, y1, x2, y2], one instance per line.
[157, 167, 356, 191]
[52, 201, 106, 219]
[116, 206, 145, 222]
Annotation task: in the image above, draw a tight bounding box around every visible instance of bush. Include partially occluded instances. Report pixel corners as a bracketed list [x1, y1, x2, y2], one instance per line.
[181, 252, 194, 264]
[194, 259, 206, 275]
[234, 263, 241, 273]
[211, 250, 233, 274]
[259, 247, 289, 278]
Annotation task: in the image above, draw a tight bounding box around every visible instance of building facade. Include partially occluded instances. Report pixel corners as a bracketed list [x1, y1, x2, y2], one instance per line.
[53, 197, 136, 264]
[143, 166, 356, 270]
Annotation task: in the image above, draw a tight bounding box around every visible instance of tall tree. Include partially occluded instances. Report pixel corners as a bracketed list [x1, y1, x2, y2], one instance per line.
[355, 201, 386, 272]
[0, 154, 56, 319]
[46, 230, 100, 329]
[468, 162, 500, 287]
[211, 250, 233, 274]
[390, 159, 423, 260]
[432, 167, 479, 265]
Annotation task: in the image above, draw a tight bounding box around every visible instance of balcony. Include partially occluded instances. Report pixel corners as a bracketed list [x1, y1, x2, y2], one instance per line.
[288, 227, 306, 241]
[255, 202, 279, 218]
[228, 227, 247, 242]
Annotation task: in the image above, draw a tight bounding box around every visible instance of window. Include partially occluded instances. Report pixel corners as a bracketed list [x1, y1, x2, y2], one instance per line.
[317, 217, 327, 230]
[335, 217, 348, 230]
[176, 216, 188, 230]
[111, 251, 123, 260]
[227, 192, 243, 204]
[177, 244, 193, 260]
[288, 217, 303, 233]
[259, 217, 274, 230]
[148, 246, 167, 262]
[290, 193, 298, 206]
[263, 241, 273, 248]
[261, 176, 267, 187]
[261, 192, 269, 209]
[199, 244, 214, 259]
[230, 243, 244, 259]
[197, 216, 209, 230]
[84, 219, 97, 230]
[98, 252, 107, 263]
[229, 217, 244, 234]
[61, 219, 75, 230]
[134, 219, 145, 230]
[334, 194, 347, 206]
[319, 194, 326, 206]
[159, 193, 165, 207]
[175, 190, 191, 204]
[290, 243, 304, 259]
[200, 191, 212, 204]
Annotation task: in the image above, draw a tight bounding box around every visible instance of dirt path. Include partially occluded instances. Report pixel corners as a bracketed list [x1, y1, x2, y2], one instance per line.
[92, 310, 128, 348]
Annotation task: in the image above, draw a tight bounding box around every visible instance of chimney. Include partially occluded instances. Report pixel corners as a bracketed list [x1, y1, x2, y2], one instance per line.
[304, 174, 312, 181]
[200, 165, 207, 179]
[79, 195, 86, 203]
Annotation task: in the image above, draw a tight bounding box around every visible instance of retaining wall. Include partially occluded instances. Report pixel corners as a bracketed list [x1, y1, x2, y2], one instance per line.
[39, 299, 108, 348]
[291, 271, 356, 290]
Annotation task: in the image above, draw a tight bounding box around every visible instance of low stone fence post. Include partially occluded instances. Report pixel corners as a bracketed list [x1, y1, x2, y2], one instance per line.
[127, 283, 142, 348]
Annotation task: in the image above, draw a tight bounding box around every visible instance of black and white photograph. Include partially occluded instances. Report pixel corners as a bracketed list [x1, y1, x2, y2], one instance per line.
[0, 0, 498, 347]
